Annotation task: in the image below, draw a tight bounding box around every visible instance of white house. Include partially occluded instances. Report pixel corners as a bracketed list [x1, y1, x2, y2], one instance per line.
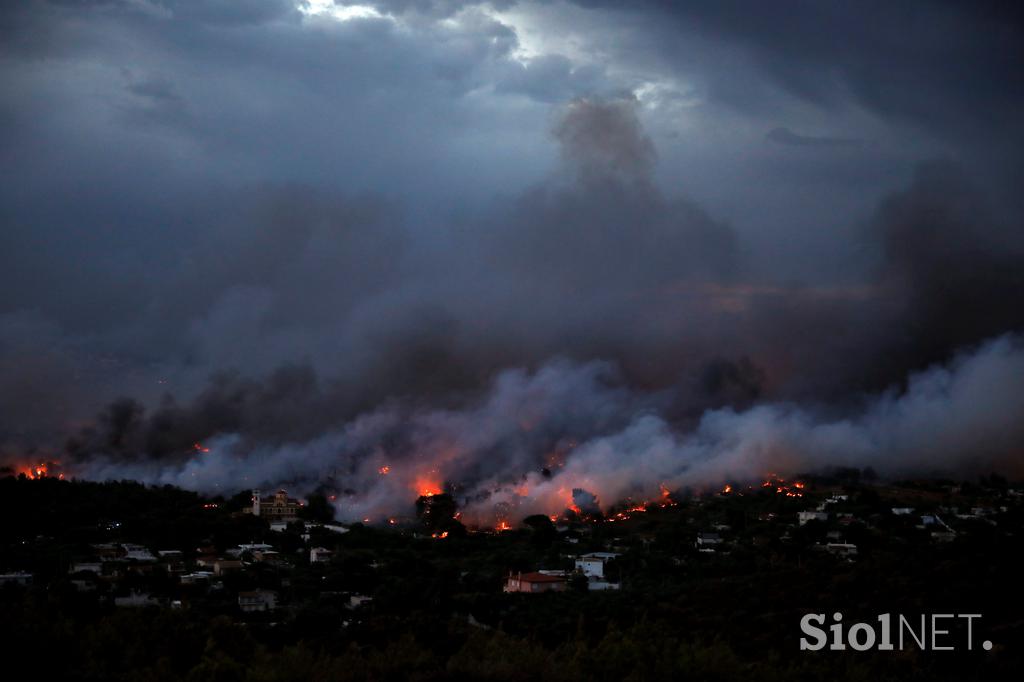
[798, 511, 829, 526]
[574, 552, 619, 578]
[310, 547, 334, 563]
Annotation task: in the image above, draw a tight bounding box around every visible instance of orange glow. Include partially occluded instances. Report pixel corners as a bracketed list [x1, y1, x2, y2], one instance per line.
[495, 520, 511, 531]
[192, 442, 210, 454]
[431, 531, 449, 539]
[760, 474, 804, 497]
[414, 475, 442, 497]
[21, 461, 60, 480]
[378, 465, 390, 475]
[722, 484, 732, 494]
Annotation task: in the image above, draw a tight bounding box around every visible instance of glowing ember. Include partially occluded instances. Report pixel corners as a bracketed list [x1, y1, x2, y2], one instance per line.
[378, 466, 390, 475]
[192, 442, 210, 453]
[722, 484, 733, 494]
[760, 474, 804, 497]
[495, 520, 511, 531]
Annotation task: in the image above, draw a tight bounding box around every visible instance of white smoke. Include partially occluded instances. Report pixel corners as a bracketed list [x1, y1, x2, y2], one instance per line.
[76, 334, 1024, 524]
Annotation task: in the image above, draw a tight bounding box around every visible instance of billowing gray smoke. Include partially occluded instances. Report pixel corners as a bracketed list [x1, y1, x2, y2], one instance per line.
[2, 97, 1023, 521]
[74, 334, 1024, 524]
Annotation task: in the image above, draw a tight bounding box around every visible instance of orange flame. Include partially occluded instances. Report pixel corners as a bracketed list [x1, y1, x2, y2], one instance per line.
[414, 475, 442, 497]
[21, 462, 61, 480]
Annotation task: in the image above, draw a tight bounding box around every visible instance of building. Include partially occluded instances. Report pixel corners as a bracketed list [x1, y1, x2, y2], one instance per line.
[504, 571, 567, 593]
[798, 511, 829, 526]
[238, 590, 277, 613]
[310, 547, 334, 563]
[122, 544, 157, 562]
[0, 572, 32, 587]
[69, 561, 103, 575]
[574, 552, 619, 578]
[586, 579, 621, 591]
[246, 489, 301, 522]
[825, 543, 858, 558]
[213, 560, 244, 576]
[695, 532, 723, 549]
[180, 572, 213, 585]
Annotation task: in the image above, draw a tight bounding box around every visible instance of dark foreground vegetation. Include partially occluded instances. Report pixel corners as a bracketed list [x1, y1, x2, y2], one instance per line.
[1, 473, 1022, 681]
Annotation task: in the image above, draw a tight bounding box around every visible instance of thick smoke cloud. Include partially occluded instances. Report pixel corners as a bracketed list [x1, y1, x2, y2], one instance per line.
[1, 2, 1022, 520]
[76, 334, 1024, 523]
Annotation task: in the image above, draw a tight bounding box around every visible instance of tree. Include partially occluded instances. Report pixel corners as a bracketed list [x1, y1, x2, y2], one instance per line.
[298, 493, 335, 523]
[415, 493, 458, 531]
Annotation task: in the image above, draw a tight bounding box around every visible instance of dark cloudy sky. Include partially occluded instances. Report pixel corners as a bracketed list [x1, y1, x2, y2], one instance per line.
[1, 1, 1022, 497]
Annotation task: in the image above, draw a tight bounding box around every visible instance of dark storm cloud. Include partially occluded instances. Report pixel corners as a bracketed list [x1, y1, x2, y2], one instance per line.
[0, 1, 1021, 512]
[571, 0, 1024, 145]
[766, 127, 863, 149]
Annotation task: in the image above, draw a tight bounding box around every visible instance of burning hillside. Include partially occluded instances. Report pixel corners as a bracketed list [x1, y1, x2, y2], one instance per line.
[7, 333, 1021, 527]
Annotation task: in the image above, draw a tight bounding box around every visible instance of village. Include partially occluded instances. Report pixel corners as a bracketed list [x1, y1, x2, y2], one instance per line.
[3, 470, 1023, 678]
[2, 470, 1021, 632]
